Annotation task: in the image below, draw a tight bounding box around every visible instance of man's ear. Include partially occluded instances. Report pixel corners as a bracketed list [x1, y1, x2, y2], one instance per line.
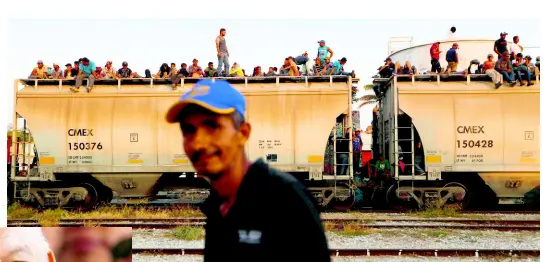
[47, 250, 56, 262]
[238, 122, 251, 145]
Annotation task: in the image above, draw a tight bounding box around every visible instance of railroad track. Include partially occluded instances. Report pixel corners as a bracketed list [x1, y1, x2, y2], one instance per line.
[132, 248, 540, 258]
[7, 218, 540, 231]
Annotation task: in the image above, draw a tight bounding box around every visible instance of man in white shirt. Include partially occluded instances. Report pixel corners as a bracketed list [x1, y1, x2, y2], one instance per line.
[509, 36, 522, 61]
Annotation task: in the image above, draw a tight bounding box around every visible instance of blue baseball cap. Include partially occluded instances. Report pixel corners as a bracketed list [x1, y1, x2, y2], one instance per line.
[317, 40, 325, 44]
[165, 79, 246, 123]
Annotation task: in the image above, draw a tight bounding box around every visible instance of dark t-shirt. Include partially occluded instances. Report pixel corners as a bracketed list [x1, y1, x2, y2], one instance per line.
[200, 158, 331, 262]
[446, 48, 457, 62]
[494, 38, 508, 55]
[117, 68, 133, 78]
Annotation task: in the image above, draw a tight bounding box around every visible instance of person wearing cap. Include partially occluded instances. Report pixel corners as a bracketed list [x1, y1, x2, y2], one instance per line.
[116, 61, 136, 79]
[482, 54, 503, 89]
[50, 64, 64, 79]
[495, 51, 516, 86]
[429, 42, 442, 73]
[377, 58, 395, 78]
[64, 63, 75, 80]
[71, 57, 96, 92]
[165, 79, 331, 262]
[494, 32, 508, 59]
[316, 40, 334, 64]
[328, 57, 354, 77]
[445, 43, 459, 74]
[0, 227, 56, 262]
[518, 55, 535, 86]
[29, 60, 48, 79]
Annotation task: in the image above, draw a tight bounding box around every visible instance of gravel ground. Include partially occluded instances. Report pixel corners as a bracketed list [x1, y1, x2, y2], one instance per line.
[132, 228, 540, 250]
[133, 254, 540, 262]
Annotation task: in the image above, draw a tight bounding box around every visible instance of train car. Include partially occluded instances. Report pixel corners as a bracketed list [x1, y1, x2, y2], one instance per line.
[368, 38, 540, 210]
[9, 76, 359, 209]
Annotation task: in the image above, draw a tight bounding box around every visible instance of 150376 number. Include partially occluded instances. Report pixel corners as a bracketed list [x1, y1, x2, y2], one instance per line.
[456, 140, 493, 148]
[68, 142, 103, 151]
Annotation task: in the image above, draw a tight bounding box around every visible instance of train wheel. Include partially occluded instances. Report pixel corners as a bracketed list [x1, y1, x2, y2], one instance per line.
[441, 182, 469, 211]
[330, 188, 356, 211]
[70, 183, 99, 211]
[385, 184, 412, 211]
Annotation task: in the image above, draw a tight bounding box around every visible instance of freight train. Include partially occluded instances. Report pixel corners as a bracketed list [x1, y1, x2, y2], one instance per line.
[8, 76, 363, 210]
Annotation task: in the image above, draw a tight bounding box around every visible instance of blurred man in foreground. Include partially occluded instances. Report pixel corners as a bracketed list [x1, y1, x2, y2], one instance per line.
[166, 79, 331, 262]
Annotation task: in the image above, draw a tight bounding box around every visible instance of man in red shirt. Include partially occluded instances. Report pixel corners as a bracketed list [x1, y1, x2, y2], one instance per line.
[430, 42, 442, 73]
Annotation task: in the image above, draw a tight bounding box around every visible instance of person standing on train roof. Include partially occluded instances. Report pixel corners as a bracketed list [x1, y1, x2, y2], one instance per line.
[71, 57, 96, 93]
[216, 28, 230, 77]
[509, 35, 522, 60]
[445, 43, 459, 74]
[429, 42, 442, 73]
[165, 79, 331, 262]
[494, 32, 508, 59]
[317, 40, 334, 64]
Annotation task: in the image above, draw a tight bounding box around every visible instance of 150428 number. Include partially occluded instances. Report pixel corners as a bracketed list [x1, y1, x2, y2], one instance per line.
[456, 140, 493, 148]
[68, 142, 103, 150]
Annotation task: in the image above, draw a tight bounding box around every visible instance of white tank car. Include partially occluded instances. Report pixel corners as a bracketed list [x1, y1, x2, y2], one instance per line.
[372, 38, 540, 209]
[10, 76, 356, 209]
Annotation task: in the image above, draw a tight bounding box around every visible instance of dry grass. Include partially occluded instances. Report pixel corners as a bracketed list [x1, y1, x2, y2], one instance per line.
[169, 226, 205, 241]
[7, 203, 203, 226]
[330, 222, 376, 237]
[408, 205, 463, 218]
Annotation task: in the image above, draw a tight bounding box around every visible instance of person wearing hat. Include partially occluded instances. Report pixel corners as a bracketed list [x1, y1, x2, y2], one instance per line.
[495, 51, 516, 86]
[519, 55, 535, 86]
[165, 80, 331, 262]
[377, 57, 395, 78]
[29, 60, 48, 79]
[445, 43, 460, 74]
[429, 42, 442, 73]
[316, 40, 334, 64]
[482, 54, 503, 88]
[494, 32, 508, 59]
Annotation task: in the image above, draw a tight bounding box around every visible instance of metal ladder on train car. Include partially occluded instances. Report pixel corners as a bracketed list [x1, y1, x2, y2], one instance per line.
[332, 125, 353, 178]
[393, 123, 425, 181]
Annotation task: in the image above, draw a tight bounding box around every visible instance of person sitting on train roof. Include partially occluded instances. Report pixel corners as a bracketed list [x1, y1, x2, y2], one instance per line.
[116, 61, 139, 79]
[287, 56, 300, 76]
[169, 63, 177, 78]
[71, 57, 96, 93]
[519, 55, 535, 86]
[264, 66, 276, 76]
[178, 63, 190, 77]
[328, 57, 354, 77]
[165, 79, 331, 262]
[188, 59, 204, 77]
[495, 51, 517, 87]
[204, 62, 217, 77]
[50, 63, 64, 79]
[402, 61, 416, 75]
[64, 63, 75, 80]
[154, 63, 171, 79]
[445, 43, 459, 74]
[536, 56, 540, 71]
[228, 62, 244, 77]
[71, 60, 80, 76]
[482, 54, 503, 89]
[252, 66, 264, 77]
[512, 53, 526, 85]
[29, 60, 49, 79]
[293, 51, 313, 76]
[510, 35, 522, 60]
[394, 61, 402, 74]
[103, 61, 118, 79]
[313, 58, 325, 76]
[317, 40, 334, 64]
[494, 32, 508, 60]
[376, 57, 394, 78]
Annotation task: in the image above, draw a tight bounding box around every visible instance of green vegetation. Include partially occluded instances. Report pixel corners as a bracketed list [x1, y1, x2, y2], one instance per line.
[169, 226, 205, 241]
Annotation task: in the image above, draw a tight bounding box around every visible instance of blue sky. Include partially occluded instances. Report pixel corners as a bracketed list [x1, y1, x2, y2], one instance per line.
[6, 19, 540, 128]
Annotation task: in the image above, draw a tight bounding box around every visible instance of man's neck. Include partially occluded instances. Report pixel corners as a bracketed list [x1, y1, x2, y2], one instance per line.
[213, 156, 251, 205]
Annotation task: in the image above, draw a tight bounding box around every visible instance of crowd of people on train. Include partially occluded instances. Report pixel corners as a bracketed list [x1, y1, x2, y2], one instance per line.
[27, 29, 355, 92]
[375, 31, 540, 89]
